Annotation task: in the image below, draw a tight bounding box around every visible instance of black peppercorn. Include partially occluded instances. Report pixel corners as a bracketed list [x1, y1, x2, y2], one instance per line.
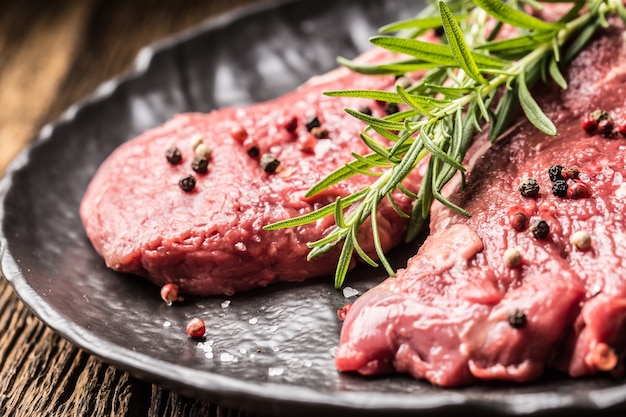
[548, 164, 564, 181]
[260, 154, 280, 173]
[598, 118, 615, 137]
[166, 146, 182, 165]
[179, 175, 196, 192]
[243, 138, 260, 157]
[384, 102, 400, 115]
[305, 114, 321, 132]
[359, 106, 372, 116]
[191, 156, 209, 174]
[552, 180, 568, 197]
[529, 219, 550, 239]
[311, 126, 329, 139]
[518, 178, 540, 197]
[507, 309, 527, 329]
[590, 109, 611, 122]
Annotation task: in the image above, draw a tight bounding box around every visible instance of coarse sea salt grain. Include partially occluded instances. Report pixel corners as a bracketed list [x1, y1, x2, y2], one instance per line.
[249, 318, 258, 325]
[162, 321, 171, 328]
[342, 286, 360, 298]
[197, 341, 214, 359]
[220, 352, 235, 363]
[221, 300, 231, 308]
[268, 367, 284, 376]
[613, 172, 623, 186]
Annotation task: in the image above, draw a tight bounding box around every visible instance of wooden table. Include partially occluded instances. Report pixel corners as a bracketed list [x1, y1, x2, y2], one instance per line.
[0, 1, 264, 415]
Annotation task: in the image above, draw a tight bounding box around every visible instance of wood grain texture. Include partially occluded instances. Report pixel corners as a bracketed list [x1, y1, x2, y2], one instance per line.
[0, 0, 267, 415]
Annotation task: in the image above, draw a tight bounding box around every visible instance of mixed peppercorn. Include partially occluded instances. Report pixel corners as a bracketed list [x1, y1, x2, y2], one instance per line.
[507, 309, 527, 329]
[499, 111, 614, 329]
[186, 318, 206, 339]
[581, 109, 626, 138]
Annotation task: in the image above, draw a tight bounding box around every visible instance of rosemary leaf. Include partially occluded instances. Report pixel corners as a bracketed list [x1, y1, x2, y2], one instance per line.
[562, 20, 600, 63]
[489, 89, 518, 142]
[423, 83, 474, 98]
[379, 14, 469, 33]
[334, 238, 354, 288]
[334, 197, 348, 229]
[420, 129, 465, 172]
[396, 85, 433, 115]
[350, 228, 378, 267]
[335, 56, 397, 75]
[370, 202, 396, 277]
[370, 35, 508, 69]
[439, 1, 487, 84]
[344, 107, 405, 131]
[476, 32, 555, 53]
[387, 192, 411, 218]
[377, 60, 446, 73]
[548, 57, 568, 89]
[358, 132, 400, 163]
[517, 70, 557, 136]
[474, 0, 564, 31]
[325, 89, 400, 103]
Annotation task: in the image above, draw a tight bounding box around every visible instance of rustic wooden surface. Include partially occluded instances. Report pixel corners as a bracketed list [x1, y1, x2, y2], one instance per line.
[0, 0, 265, 415]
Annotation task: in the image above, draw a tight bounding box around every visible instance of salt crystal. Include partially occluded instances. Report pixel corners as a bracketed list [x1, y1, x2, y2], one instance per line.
[342, 286, 360, 298]
[268, 367, 284, 376]
[220, 353, 235, 362]
[162, 321, 171, 328]
[613, 172, 623, 186]
[205, 352, 214, 359]
[248, 318, 258, 324]
[234, 242, 247, 251]
[221, 300, 231, 308]
[239, 348, 247, 354]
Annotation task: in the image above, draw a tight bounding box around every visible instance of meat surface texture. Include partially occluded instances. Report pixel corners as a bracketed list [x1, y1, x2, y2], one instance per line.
[80, 49, 421, 296]
[335, 24, 626, 386]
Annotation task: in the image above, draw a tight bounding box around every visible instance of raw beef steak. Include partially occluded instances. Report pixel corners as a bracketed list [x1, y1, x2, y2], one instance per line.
[80, 49, 421, 295]
[335, 24, 626, 386]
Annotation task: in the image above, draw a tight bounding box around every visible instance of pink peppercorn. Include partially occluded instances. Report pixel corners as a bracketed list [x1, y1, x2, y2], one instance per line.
[186, 318, 206, 339]
[618, 119, 626, 137]
[298, 134, 316, 153]
[160, 283, 179, 304]
[230, 125, 248, 143]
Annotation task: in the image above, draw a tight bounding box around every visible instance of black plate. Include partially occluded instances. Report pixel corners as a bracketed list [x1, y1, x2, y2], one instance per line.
[2, 0, 626, 416]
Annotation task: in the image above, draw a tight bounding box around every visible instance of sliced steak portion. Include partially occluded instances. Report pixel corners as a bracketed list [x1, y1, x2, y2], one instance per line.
[80, 49, 422, 296]
[335, 24, 626, 386]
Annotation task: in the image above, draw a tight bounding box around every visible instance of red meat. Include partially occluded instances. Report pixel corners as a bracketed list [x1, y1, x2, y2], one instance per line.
[80, 48, 422, 295]
[335, 24, 626, 386]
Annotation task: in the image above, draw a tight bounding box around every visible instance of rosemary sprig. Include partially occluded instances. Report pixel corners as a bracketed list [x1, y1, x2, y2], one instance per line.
[265, 0, 625, 288]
